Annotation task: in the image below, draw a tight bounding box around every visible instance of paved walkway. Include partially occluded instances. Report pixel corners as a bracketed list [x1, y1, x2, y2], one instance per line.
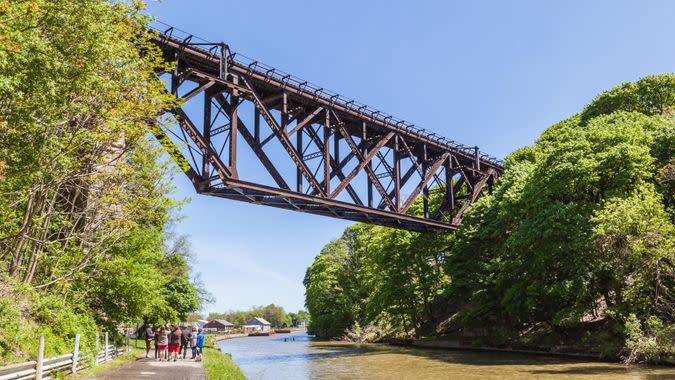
[85, 356, 205, 380]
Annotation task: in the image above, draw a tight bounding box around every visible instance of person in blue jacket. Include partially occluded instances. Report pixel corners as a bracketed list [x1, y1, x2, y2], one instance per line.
[195, 328, 205, 361]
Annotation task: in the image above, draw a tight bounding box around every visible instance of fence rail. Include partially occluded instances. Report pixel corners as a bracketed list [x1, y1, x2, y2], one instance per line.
[0, 333, 130, 380]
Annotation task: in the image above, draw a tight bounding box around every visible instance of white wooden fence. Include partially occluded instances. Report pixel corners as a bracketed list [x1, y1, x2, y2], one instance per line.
[0, 332, 130, 380]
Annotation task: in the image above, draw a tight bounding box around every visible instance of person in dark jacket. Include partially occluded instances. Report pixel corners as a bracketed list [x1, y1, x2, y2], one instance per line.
[144, 325, 154, 358]
[180, 327, 190, 359]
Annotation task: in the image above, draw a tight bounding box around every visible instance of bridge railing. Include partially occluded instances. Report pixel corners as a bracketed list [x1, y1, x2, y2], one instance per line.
[148, 20, 504, 168]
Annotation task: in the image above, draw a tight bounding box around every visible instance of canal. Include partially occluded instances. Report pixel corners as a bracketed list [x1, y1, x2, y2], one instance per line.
[218, 331, 674, 379]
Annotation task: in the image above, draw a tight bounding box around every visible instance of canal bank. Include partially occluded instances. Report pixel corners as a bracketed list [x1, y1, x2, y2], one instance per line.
[386, 336, 675, 365]
[217, 331, 674, 380]
[388, 337, 607, 362]
[204, 335, 246, 380]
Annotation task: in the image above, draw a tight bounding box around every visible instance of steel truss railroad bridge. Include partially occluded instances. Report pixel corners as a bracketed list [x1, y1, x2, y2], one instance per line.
[150, 24, 503, 232]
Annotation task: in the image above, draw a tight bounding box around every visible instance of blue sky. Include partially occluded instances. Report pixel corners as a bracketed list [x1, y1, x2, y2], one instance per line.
[145, 0, 675, 314]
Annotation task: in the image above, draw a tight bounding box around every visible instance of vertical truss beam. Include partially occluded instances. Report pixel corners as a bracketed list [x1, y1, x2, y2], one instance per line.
[213, 94, 289, 189]
[228, 94, 239, 178]
[324, 111, 331, 195]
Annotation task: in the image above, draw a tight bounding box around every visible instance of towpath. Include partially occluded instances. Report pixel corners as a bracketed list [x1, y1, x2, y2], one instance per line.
[83, 356, 205, 380]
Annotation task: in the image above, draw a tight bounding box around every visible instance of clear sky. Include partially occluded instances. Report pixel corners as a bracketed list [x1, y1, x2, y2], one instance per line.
[144, 0, 675, 315]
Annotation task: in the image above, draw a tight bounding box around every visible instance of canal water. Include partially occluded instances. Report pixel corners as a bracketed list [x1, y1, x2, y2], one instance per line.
[218, 331, 673, 380]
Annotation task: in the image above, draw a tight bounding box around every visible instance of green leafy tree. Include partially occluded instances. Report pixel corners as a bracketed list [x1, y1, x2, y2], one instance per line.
[304, 234, 362, 338]
[444, 74, 674, 359]
[0, 0, 206, 362]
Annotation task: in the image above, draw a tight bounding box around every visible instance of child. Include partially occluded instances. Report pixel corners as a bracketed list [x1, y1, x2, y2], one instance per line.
[195, 328, 205, 362]
[189, 326, 198, 359]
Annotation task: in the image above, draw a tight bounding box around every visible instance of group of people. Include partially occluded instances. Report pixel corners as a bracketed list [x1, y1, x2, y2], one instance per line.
[144, 323, 205, 362]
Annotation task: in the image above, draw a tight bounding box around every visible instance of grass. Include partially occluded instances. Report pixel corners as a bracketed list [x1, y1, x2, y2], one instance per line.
[203, 347, 245, 380]
[203, 335, 246, 380]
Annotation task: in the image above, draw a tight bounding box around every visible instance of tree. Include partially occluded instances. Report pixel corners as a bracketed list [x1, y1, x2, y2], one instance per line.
[443, 74, 674, 359]
[304, 234, 362, 338]
[358, 225, 449, 338]
[0, 0, 205, 362]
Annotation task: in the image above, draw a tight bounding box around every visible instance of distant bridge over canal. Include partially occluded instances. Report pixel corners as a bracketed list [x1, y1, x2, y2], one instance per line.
[150, 23, 503, 232]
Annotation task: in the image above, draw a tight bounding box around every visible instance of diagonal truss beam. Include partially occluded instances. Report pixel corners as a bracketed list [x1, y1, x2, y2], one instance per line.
[304, 125, 364, 205]
[286, 106, 324, 139]
[150, 125, 203, 189]
[330, 131, 394, 199]
[170, 106, 233, 181]
[451, 169, 496, 224]
[334, 124, 397, 211]
[180, 79, 216, 101]
[241, 76, 325, 196]
[400, 153, 449, 214]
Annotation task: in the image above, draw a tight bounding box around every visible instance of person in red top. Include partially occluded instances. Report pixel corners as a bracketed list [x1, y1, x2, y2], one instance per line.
[168, 324, 182, 362]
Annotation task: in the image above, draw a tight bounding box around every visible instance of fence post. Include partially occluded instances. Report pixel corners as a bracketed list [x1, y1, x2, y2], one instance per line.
[125, 333, 130, 353]
[35, 336, 45, 380]
[104, 332, 109, 363]
[95, 331, 99, 366]
[113, 334, 117, 358]
[72, 333, 81, 374]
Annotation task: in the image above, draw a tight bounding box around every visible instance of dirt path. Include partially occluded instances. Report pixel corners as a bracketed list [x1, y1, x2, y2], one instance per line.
[84, 356, 205, 380]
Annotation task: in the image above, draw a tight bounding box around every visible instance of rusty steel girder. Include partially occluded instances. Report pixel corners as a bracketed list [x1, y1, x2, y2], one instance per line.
[149, 24, 502, 232]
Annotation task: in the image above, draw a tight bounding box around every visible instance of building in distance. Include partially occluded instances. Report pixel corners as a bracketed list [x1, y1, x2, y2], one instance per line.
[243, 317, 271, 333]
[203, 319, 234, 333]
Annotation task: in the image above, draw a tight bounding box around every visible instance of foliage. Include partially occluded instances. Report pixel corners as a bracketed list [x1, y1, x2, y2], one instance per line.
[207, 304, 297, 328]
[0, 0, 208, 363]
[304, 75, 675, 362]
[0, 276, 98, 365]
[304, 224, 449, 339]
[623, 314, 675, 364]
[444, 74, 675, 359]
[303, 231, 363, 338]
[287, 310, 311, 327]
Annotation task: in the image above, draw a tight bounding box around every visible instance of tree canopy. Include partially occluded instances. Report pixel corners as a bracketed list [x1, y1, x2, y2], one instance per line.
[0, 0, 208, 364]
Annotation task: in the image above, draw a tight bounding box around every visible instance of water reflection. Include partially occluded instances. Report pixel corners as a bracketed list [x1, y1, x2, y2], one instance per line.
[218, 331, 675, 380]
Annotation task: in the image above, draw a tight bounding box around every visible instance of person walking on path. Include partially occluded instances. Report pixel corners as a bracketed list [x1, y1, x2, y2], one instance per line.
[180, 326, 190, 359]
[156, 325, 169, 362]
[153, 326, 160, 359]
[169, 324, 182, 362]
[144, 324, 155, 358]
[195, 328, 205, 362]
[189, 326, 198, 359]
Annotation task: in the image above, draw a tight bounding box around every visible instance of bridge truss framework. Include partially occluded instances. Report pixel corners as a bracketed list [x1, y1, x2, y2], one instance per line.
[150, 25, 503, 232]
